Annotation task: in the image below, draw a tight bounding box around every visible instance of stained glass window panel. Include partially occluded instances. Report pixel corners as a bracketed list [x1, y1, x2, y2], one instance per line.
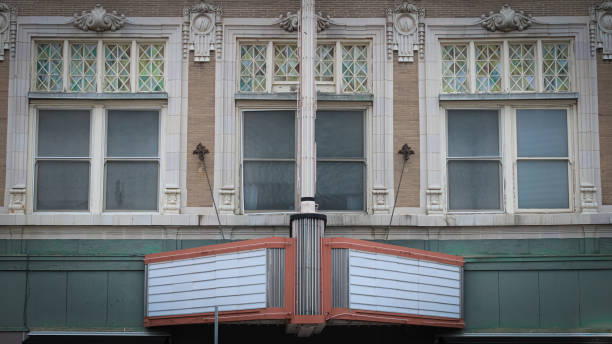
[509, 44, 536, 91]
[69, 43, 97, 92]
[274, 44, 299, 82]
[137, 43, 165, 92]
[36, 42, 63, 91]
[441, 44, 468, 93]
[316, 44, 334, 82]
[543, 43, 570, 92]
[104, 43, 131, 92]
[342, 45, 368, 93]
[240, 44, 267, 92]
[475, 44, 502, 93]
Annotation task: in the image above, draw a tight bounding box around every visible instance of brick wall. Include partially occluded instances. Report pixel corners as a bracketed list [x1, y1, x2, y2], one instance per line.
[0, 56, 6, 207]
[599, 53, 612, 205]
[393, 56, 419, 208]
[187, 53, 215, 207]
[4, 0, 596, 18]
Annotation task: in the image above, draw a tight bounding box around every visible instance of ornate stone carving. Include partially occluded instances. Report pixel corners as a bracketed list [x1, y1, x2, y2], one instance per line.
[373, 187, 390, 214]
[163, 188, 181, 214]
[8, 187, 25, 215]
[386, 2, 425, 62]
[184, 1, 222, 62]
[219, 187, 235, 214]
[0, 4, 15, 61]
[580, 184, 598, 212]
[278, 11, 332, 33]
[478, 5, 534, 32]
[70, 4, 127, 32]
[591, 1, 612, 59]
[426, 187, 443, 214]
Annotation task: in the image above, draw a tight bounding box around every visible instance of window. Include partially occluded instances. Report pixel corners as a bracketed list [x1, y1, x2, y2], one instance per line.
[105, 110, 160, 211]
[441, 40, 572, 94]
[34, 40, 166, 93]
[33, 108, 161, 212]
[238, 41, 370, 94]
[241, 109, 365, 212]
[445, 107, 572, 212]
[35, 110, 91, 211]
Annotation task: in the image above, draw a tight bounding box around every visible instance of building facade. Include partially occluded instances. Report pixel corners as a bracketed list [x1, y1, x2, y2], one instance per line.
[1, 0, 612, 343]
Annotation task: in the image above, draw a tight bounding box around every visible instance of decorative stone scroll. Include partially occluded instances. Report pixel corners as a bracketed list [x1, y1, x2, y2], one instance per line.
[71, 4, 127, 32]
[591, 1, 612, 59]
[477, 5, 534, 32]
[0, 3, 15, 61]
[386, 2, 425, 62]
[184, 1, 222, 62]
[277, 11, 332, 33]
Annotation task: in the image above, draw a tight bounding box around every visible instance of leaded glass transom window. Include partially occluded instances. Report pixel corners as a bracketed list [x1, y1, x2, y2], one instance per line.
[104, 43, 131, 92]
[274, 44, 299, 82]
[69, 43, 97, 92]
[35, 42, 63, 91]
[316, 44, 334, 82]
[475, 44, 501, 93]
[240, 44, 267, 92]
[138, 43, 165, 92]
[441, 44, 469, 93]
[509, 43, 536, 92]
[543, 43, 570, 92]
[341, 45, 368, 93]
[33, 40, 166, 93]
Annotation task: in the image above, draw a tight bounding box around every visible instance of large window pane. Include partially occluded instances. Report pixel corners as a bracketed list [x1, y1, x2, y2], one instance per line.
[105, 161, 159, 210]
[244, 162, 294, 211]
[36, 161, 89, 210]
[107, 110, 159, 157]
[517, 109, 568, 157]
[244, 111, 295, 159]
[447, 110, 499, 157]
[316, 110, 363, 158]
[448, 160, 501, 210]
[316, 162, 364, 211]
[518, 160, 569, 209]
[38, 110, 90, 157]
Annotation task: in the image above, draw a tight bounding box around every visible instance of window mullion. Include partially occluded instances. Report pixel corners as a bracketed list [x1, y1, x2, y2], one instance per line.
[90, 105, 104, 214]
[536, 40, 543, 93]
[63, 40, 69, 92]
[335, 41, 342, 94]
[266, 41, 273, 93]
[130, 40, 137, 93]
[502, 40, 510, 93]
[469, 41, 476, 93]
[96, 40, 103, 93]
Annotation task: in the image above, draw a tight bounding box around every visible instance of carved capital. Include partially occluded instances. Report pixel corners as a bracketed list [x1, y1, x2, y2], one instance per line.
[70, 4, 127, 32]
[580, 184, 598, 212]
[386, 2, 425, 62]
[278, 11, 333, 33]
[185, 1, 222, 62]
[8, 187, 25, 215]
[426, 187, 443, 214]
[219, 187, 235, 214]
[591, 1, 612, 59]
[372, 187, 390, 214]
[162, 188, 181, 214]
[478, 5, 534, 32]
[0, 4, 15, 61]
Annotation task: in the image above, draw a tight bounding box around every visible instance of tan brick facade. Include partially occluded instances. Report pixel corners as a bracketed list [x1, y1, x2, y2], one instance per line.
[187, 53, 215, 207]
[599, 53, 612, 205]
[4, 0, 596, 18]
[393, 56, 419, 208]
[0, 56, 7, 207]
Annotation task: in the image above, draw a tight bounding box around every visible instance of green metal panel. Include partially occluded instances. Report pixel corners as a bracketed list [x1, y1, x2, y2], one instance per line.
[107, 271, 144, 327]
[77, 240, 168, 255]
[438, 239, 530, 256]
[0, 272, 25, 328]
[528, 238, 583, 255]
[498, 271, 540, 328]
[26, 240, 79, 255]
[538, 270, 580, 328]
[27, 272, 67, 327]
[66, 272, 108, 327]
[579, 270, 612, 328]
[464, 271, 500, 329]
[180, 240, 231, 249]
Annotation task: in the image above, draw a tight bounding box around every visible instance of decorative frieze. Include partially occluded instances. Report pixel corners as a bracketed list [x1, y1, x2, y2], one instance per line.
[278, 11, 332, 33]
[162, 188, 181, 214]
[591, 1, 612, 59]
[0, 3, 15, 61]
[386, 2, 424, 63]
[8, 187, 25, 215]
[478, 5, 534, 32]
[184, 1, 222, 62]
[71, 4, 127, 32]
